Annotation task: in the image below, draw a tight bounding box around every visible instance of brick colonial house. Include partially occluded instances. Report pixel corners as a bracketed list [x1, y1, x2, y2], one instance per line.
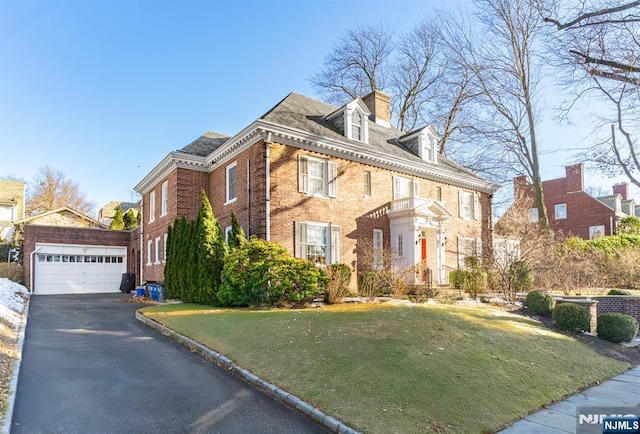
[511, 163, 640, 240]
[134, 90, 499, 286]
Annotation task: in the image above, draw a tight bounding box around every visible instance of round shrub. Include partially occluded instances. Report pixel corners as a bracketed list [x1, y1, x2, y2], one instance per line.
[525, 290, 556, 316]
[552, 303, 591, 333]
[218, 238, 327, 306]
[597, 313, 639, 343]
[607, 289, 631, 296]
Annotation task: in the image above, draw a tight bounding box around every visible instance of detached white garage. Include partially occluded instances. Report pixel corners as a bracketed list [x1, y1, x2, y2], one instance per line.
[34, 243, 127, 295]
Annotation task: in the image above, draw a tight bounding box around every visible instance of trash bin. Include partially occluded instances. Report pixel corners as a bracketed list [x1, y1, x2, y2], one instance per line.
[119, 273, 136, 293]
[143, 281, 157, 298]
[157, 284, 166, 302]
[135, 286, 145, 297]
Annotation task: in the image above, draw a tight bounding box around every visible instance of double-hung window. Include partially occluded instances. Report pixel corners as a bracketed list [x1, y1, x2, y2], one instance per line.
[459, 191, 479, 220]
[528, 208, 539, 223]
[147, 240, 153, 265]
[373, 229, 384, 269]
[458, 237, 481, 268]
[154, 237, 161, 264]
[161, 181, 168, 216]
[295, 221, 341, 264]
[226, 162, 237, 203]
[351, 110, 363, 141]
[393, 176, 419, 200]
[149, 191, 155, 223]
[298, 155, 337, 198]
[555, 203, 567, 220]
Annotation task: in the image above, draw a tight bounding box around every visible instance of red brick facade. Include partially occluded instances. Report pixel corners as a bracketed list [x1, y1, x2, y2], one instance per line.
[134, 92, 498, 286]
[136, 139, 492, 285]
[22, 224, 135, 290]
[594, 296, 640, 324]
[514, 163, 623, 239]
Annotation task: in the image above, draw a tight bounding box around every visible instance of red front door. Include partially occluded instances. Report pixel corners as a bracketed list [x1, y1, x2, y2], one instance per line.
[421, 237, 427, 281]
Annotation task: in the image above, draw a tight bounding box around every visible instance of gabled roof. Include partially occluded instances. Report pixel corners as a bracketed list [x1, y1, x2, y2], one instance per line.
[180, 131, 230, 157]
[16, 207, 106, 228]
[135, 92, 500, 195]
[259, 92, 490, 187]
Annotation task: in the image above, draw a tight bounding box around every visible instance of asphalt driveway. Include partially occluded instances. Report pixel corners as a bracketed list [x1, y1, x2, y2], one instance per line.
[11, 293, 327, 434]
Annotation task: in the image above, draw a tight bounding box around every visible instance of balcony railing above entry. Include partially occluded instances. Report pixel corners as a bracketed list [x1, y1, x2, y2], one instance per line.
[388, 196, 431, 213]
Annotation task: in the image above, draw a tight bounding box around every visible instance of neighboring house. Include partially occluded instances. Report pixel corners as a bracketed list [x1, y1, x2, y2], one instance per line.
[0, 180, 26, 241]
[134, 90, 500, 286]
[98, 201, 139, 226]
[509, 163, 639, 240]
[16, 206, 107, 229]
[20, 206, 139, 295]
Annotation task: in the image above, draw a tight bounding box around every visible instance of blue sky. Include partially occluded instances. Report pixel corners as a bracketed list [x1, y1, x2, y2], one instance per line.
[1, 0, 637, 215]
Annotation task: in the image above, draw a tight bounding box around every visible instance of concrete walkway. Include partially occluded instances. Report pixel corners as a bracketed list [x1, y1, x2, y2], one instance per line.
[499, 365, 640, 433]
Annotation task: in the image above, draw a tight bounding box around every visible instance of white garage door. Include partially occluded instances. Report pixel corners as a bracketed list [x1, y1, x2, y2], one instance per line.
[34, 243, 127, 295]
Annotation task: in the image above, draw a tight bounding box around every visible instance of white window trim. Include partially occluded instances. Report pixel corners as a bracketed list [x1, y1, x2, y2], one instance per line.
[225, 225, 232, 244]
[147, 240, 152, 265]
[298, 155, 337, 198]
[345, 107, 369, 143]
[163, 233, 168, 262]
[364, 171, 371, 198]
[373, 229, 384, 270]
[589, 225, 605, 240]
[458, 236, 481, 268]
[528, 208, 539, 223]
[555, 203, 567, 220]
[154, 237, 161, 265]
[458, 191, 479, 221]
[226, 161, 238, 204]
[161, 181, 168, 216]
[149, 191, 156, 223]
[393, 176, 419, 200]
[294, 221, 341, 264]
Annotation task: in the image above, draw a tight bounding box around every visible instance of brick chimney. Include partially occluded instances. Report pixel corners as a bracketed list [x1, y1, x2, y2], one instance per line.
[362, 90, 391, 128]
[513, 175, 531, 201]
[565, 163, 584, 192]
[612, 182, 629, 200]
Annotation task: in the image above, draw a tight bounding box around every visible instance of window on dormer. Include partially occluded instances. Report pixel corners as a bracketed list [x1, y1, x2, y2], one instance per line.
[352, 110, 363, 141]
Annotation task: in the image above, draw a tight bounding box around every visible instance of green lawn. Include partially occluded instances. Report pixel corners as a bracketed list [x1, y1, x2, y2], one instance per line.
[141, 302, 629, 433]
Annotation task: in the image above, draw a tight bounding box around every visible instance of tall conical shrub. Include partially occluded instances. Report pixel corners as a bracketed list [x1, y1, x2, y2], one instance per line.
[109, 205, 124, 230]
[195, 191, 227, 305]
[228, 212, 247, 250]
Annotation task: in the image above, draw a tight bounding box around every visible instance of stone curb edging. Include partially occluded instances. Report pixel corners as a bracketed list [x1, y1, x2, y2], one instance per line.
[1, 296, 30, 434]
[135, 311, 360, 434]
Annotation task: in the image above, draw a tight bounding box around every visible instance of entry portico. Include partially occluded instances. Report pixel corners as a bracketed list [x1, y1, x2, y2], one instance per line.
[388, 196, 452, 285]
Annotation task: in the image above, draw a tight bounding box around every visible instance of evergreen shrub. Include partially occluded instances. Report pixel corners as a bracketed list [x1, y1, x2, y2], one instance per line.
[597, 313, 639, 343]
[525, 290, 556, 316]
[553, 303, 591, 333]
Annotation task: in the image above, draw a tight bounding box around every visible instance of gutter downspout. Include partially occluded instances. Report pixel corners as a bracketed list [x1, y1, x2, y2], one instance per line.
[265, 133, 272, 241]
[139, 201, 144, 284]
[29, 246, 42, 294]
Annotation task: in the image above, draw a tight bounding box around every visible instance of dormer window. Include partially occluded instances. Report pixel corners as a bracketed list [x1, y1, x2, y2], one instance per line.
[324, 99, 370, 144]
[398, 126, 439, 164]
[351, 110, 363, 141]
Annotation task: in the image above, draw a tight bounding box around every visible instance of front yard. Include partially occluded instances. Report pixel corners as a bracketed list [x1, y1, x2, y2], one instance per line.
[141, 301, 631, 433]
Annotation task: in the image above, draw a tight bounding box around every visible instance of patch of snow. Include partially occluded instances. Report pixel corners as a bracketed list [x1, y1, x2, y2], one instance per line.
[0, 278, 29, 329]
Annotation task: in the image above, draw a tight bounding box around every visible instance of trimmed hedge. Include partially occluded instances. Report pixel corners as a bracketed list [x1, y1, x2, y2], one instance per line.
[597, 313, 639, 343]
[607, 289, 631, 296]
[525, 290, 556, 316]
[552, 303, 591, 333]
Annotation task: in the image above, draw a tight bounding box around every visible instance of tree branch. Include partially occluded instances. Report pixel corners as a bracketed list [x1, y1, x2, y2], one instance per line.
[543, 1, 640, 30]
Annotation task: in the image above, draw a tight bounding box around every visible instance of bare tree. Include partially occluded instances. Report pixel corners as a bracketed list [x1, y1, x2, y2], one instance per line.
[441, 0, 551, 228]
[26, 166, 95, 216]
[310, 23, 393, 106]
[310, 18, 475, 157]
[542, 0, 640, 188]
